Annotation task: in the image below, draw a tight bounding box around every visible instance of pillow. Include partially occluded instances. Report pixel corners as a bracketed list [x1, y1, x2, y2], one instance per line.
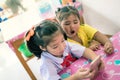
[18, 42, 33, 57]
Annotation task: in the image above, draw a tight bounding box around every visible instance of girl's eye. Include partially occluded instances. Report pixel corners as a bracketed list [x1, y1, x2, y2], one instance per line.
[64, 23, 70, 25]
[64, 21, 70, 25]
[64, 21, 78, 25]
[52, 45, 58, 49]
[53, 40, 65, 49]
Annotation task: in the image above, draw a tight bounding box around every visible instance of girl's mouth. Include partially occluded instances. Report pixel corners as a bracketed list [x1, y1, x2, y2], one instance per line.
[70, 30, 75, 34]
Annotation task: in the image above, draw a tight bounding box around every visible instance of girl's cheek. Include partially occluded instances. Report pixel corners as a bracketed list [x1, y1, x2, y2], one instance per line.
[64, 27, 69, 33]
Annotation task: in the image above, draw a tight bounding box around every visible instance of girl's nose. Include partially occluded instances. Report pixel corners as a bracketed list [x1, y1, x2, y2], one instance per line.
[59, 44, 65, 53]
[70, 23, 74, 29]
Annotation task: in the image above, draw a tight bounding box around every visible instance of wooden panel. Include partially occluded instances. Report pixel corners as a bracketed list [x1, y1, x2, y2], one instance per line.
[11, 38, 36, 80]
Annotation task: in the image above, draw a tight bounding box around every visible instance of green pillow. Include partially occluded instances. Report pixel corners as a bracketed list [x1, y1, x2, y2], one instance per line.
[18, 42, 33, 57]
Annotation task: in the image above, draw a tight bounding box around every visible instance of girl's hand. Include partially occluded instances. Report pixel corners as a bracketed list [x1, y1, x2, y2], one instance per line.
[89, 44, 100, 51]
[98, 60, 105, 71]
[90, 68, 98, 80]
[90, 60, 105, 80]
[75, 68, 95, 79]
[89, 40, 101, 51]
[104, 41, 114, 54]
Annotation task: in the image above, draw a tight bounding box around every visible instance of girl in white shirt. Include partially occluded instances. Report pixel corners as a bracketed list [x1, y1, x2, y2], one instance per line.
[25, 20, 104, 80]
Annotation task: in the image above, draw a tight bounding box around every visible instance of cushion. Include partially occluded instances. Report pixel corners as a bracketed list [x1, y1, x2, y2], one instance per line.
[18, 42, 33, 57]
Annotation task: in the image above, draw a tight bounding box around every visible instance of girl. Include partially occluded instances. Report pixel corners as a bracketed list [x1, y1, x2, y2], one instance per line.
[55, 6, 114, 54]
[25, 20, 103, 80]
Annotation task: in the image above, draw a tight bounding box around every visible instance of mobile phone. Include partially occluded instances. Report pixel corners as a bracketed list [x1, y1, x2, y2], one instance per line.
[90, 55, 101, 72]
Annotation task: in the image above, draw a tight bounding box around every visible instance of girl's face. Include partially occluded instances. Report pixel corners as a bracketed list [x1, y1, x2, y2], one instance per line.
[60, 14, 80, 38]
[46, 32, 66, 57]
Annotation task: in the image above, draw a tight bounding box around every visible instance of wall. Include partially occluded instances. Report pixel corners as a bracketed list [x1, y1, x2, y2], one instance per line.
[81, 0, 120, 35]
[0, 0, 42, 80]
[0, 0, 41, 41]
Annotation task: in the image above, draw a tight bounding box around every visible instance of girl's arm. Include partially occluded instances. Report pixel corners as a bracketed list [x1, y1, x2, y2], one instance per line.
[64, 68, 94, 80]
[93, 31, 114, 54]
[93, 31, 110, 45]
[83, 48, 98, 60]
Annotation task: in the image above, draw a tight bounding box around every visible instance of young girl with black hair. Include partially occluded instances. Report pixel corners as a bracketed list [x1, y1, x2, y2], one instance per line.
[25, 20, 104, 80]
[55, 6, 114, 54]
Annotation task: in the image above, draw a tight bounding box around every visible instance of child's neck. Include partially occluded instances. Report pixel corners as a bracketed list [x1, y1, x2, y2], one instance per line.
[69, 35, 83, 45]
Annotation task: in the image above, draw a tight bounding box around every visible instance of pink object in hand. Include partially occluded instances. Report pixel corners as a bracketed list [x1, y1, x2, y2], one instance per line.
[59, 32, 120, 80]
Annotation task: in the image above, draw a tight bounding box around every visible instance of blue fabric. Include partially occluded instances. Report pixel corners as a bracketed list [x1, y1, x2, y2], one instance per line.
[0, 17, 2, 23]
[0, 7, 3, 11]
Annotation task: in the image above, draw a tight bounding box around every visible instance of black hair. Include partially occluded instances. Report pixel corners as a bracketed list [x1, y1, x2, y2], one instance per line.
[25, 20, 65, 58]
[55, 6, 80, 23]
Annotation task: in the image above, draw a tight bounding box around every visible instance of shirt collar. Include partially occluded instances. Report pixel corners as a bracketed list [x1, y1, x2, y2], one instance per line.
[42, 50, 68, 64]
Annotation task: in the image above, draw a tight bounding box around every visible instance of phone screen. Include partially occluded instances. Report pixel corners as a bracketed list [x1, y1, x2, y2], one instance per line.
[90, 55, 101, 71]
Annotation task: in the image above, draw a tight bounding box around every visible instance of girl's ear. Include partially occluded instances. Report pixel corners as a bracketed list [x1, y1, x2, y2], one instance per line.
[39, 46, 46, 51]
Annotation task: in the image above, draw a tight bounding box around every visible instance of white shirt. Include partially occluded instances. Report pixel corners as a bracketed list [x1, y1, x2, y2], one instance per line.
[40, 41, 85, 80]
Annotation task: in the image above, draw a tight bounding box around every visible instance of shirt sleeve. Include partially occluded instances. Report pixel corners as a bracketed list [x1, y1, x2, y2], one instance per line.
[67, 41, 86, 58]
[40, 60, 62, 80]
[83, 24, 98, 40]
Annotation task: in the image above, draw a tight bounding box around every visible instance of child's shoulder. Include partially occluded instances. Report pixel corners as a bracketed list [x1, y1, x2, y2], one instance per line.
[80, 24, 94, 30]
[80, 24, 91, 27]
